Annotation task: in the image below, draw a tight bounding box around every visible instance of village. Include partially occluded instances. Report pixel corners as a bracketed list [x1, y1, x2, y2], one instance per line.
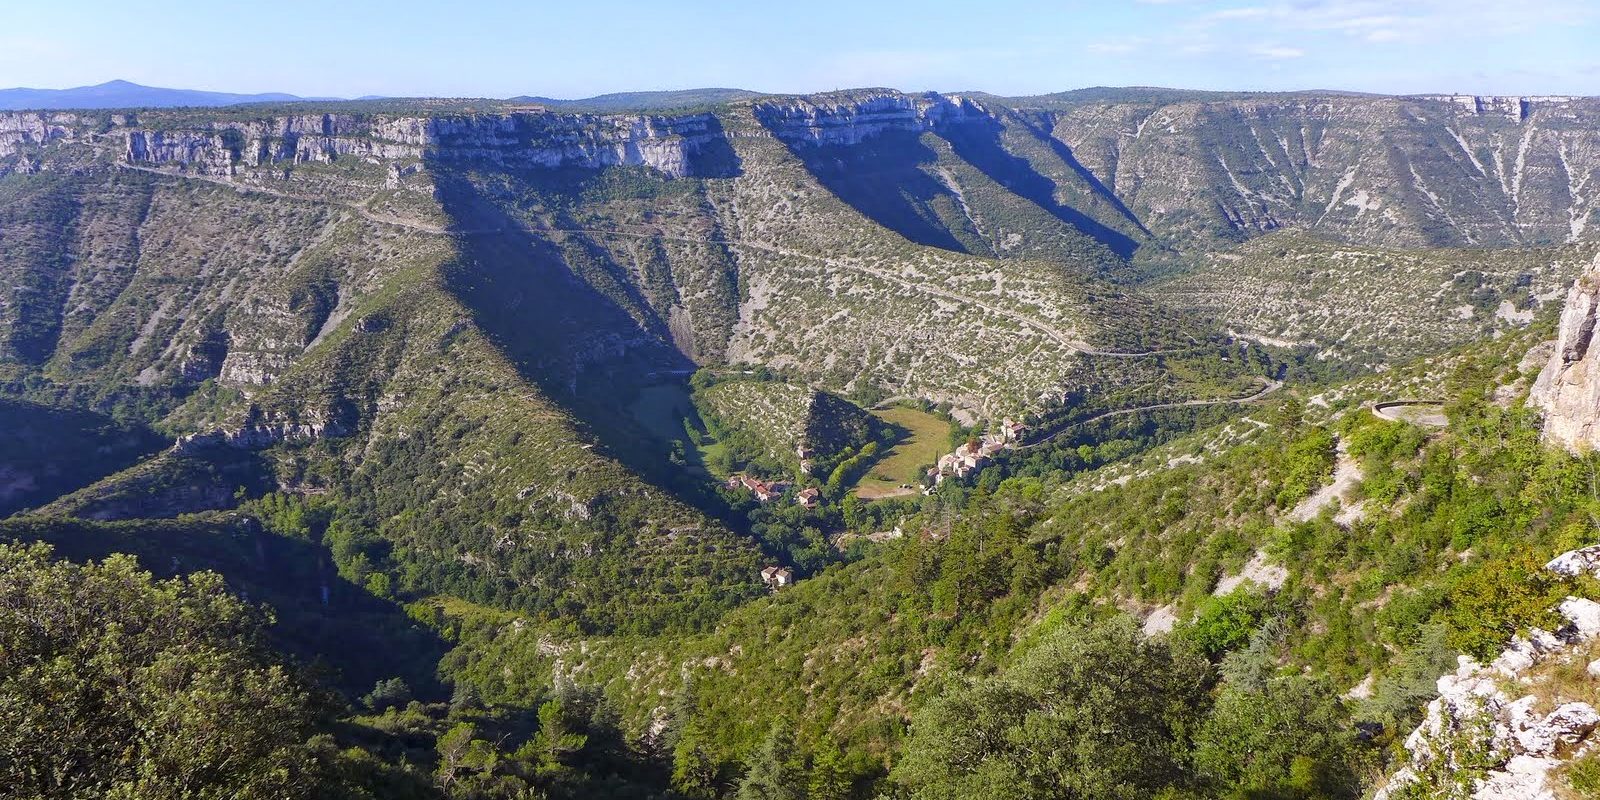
[723, 473, 822, 509]
[725, 418, 1027, 591]
[925, 418, 1026, 490]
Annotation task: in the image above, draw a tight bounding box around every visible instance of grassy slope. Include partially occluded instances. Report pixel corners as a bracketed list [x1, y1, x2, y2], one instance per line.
[853, 406, 952, 498]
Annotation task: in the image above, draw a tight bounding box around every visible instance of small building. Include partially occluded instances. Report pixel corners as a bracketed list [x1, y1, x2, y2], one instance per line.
[1002, 419, 1026, 442]
[796, 444, 818, 475]
[728, 474, 787, 503]
[795, 487, 822, 509]
[760, 565, 794, 589]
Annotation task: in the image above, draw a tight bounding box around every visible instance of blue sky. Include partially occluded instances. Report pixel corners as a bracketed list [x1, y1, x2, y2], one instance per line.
[3, 0, 1598, 98]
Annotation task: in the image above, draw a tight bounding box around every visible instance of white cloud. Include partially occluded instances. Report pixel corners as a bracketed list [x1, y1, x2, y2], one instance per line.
[1252, 45, 1306, 59]
[1211, 7, 1273, 20]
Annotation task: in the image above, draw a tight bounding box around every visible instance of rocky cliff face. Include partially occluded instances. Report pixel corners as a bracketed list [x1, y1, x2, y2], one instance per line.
[1416, 94, 1580, 121]
[0, 111, 83, 157]
[1530, 254, 1600, 451]
[11, 90, 1600, 250]
[1042, 95, 1600, 248]
[752, 90, 991, 145]
[121, 111, 729, 178]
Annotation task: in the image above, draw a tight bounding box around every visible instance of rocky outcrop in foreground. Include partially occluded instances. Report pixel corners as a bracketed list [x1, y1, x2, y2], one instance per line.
[1374, 546, 1600, 799]
[1532, 253, 1600, 452]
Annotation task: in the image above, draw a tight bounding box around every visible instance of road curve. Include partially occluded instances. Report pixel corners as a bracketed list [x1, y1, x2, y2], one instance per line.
[1018, 377, 1284, 450]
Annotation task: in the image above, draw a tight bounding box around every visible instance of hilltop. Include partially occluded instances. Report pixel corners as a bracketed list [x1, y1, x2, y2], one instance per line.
[0, 79, 332, 109]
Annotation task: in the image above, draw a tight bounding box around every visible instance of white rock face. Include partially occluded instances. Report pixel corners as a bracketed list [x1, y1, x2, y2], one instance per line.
[1511, 701, 1600, 756]
[1416, 94, 1576, 120]
[1531, 254, 1600, 452]
[1561, 596, 1600, 639]
[1142, 604, 1177, 635]
[1213, 550, 1288, 595]
[752, 91, 991, 146]
[1374, 546, 1600, 799]
[121, 111, 730, 179]
[0, 111, 82, 157]
[1546, 544, 1600, 578]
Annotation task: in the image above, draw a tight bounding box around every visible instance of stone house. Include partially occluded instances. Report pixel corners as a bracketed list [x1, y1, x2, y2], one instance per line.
[727, 474, 788, 503]
[795, 487, 822, 509]
[760, 565, 794, 588]
[1002, 419, 1026, 442]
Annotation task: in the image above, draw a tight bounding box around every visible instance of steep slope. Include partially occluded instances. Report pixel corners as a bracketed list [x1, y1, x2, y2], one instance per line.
[12, 87, 1600, 799]
[1150, 232, 1595, 364]
[5, 104, 1236, 419]
[696, 378, 885, 473]
[1531, 252, 1600, 452]
[0, 116, 774, 633]
[427, 324, 1587, 783]
[1039, 93, 1600, 251]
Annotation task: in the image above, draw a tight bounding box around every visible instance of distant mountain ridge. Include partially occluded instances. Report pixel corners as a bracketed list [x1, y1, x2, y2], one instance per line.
[0, 79, 338, 110]
[6, 79, 1594, 114]
[507, 87, 767, 111]
[0, 80, 770, 112]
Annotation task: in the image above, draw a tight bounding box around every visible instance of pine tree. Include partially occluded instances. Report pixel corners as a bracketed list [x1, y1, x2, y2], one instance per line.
[736, 722, 805, 800]
[671, 715, 722, 800]
[807, 736, 850, 800]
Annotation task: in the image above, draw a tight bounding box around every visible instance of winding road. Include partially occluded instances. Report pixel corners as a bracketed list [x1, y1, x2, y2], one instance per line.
[1372, 400, 1447, 427]
[1017, 377, 1284, 450]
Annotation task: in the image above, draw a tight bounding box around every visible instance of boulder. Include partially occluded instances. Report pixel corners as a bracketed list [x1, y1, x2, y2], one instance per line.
[1545, 544, 1600, 579]
[1560, 596, 1600, 639]
[1510, 701, 1600, 756]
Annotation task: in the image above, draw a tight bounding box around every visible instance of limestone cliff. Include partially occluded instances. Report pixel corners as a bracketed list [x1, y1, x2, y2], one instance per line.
[121, 111, 729, 178]
[1531, 254, 1600, 451]
[752, 90, 991, 146]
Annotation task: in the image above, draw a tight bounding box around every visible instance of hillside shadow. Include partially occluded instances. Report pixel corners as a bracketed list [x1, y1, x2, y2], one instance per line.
[0, 399, 167, 517]
[2, 514, 448, 698]
[1013, 116, 1152, 239]
[428, 164, 693, 389]
[425, 162, 740, 518]
[685, 115, 743, 178]
[934, 117, 1141, 258]
[759, 126, 972, 253]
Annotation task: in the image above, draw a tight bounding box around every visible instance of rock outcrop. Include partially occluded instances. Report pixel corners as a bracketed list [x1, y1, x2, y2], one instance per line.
[0, 111, 83, 157]
[1373, 547, 1600, 800]
[1414, 94, 1578, 121]
[171, 421, 346, 457]
[1531, 254, 1600, 452]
